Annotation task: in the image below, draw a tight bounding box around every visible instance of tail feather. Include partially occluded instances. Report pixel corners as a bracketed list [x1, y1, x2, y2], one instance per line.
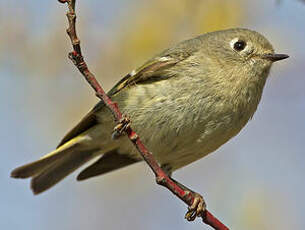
[11, 135, 101, 194]
[11, 144, 79, 179]
[77, 150, 140, 181]
[31, 148, 98, 194]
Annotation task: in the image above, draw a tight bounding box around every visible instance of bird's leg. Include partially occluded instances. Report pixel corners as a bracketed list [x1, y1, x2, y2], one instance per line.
[171, 177, 206, 221]
[112, 116, 131, 139]
[161, 164, 206, 221]
[113, 115, 207, 221]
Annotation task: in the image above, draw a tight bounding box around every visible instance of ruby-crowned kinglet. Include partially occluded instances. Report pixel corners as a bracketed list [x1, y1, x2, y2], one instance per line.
[11, 28, 288, 195]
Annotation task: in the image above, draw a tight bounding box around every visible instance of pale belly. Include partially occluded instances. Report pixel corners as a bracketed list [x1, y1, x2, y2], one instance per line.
[102, 78, 259, 172]
[114, 103, 247, 172]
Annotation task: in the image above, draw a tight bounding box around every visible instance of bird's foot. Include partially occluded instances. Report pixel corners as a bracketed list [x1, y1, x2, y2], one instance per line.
[185, 192, 206, 221]
[112, 116, 131, 139]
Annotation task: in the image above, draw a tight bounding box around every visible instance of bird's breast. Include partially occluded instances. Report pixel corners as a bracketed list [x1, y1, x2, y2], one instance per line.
[114, 74, 265, 171]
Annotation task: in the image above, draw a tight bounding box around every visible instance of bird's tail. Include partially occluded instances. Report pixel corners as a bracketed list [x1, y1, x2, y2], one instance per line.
[11, 135, 100, 195]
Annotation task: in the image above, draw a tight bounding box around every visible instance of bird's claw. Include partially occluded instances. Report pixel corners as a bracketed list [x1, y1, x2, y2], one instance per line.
[185, 193, 206, 221]
[112, 116, 131, 139]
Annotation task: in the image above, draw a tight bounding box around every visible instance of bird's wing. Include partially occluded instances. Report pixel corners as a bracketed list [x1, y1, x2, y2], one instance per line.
[57, 56, 182, 148]
[57, 38, 202, 148]
[108, 36, 203, 95]
[56, 102, 103, 148]
[107, 56, 179, 96]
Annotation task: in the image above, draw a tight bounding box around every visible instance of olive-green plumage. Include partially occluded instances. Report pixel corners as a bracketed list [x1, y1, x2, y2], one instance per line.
[11, 28, 288, 194]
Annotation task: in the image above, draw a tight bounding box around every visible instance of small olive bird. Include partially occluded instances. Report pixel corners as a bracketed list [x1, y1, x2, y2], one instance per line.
[11, 29, 288, 206]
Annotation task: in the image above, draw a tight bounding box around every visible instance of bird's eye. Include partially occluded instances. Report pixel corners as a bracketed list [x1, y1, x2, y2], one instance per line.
[233, 40, 246, 51]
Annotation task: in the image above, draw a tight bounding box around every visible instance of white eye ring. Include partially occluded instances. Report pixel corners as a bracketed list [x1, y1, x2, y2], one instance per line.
[230, 38, 247, 52]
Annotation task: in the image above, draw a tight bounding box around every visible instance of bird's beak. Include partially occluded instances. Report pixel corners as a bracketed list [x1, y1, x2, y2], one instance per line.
[262, 53, 289, 62]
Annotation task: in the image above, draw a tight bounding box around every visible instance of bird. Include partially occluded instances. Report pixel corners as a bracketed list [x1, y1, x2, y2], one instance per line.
[11, 28, 288, 207]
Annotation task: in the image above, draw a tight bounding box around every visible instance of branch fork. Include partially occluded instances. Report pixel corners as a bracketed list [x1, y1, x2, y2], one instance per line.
[58, 1, 229, 229]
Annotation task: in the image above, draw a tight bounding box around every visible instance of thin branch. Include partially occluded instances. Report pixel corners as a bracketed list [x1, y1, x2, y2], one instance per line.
[58, 1, 229, 229]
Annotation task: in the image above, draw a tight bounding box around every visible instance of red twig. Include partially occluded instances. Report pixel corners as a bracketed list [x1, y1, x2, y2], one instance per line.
[58, 1, 229, 229]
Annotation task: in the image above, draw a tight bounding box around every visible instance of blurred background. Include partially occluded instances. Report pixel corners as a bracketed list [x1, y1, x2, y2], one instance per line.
[1, 0, 304, 229]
